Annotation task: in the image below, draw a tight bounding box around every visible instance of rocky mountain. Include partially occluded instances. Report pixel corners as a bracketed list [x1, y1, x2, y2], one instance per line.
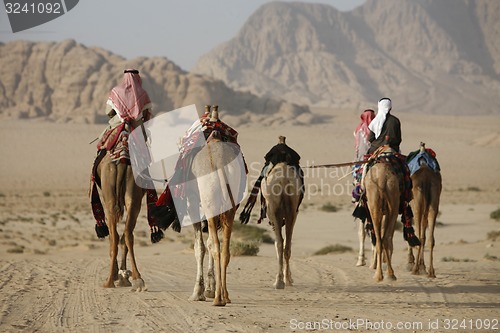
[192, 0, 500, 114]
[0, 40, 312, 125]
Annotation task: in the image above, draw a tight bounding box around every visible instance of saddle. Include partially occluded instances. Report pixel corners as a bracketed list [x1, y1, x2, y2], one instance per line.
[407, 144, 440, 176]
[352, 145, 420, 247]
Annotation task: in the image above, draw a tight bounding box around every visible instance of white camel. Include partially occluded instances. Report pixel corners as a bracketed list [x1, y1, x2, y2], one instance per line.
[188, 134, 246, 305]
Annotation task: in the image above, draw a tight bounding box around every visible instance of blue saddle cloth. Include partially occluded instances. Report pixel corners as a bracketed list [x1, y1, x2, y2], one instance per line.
[407, 150, 440, 176]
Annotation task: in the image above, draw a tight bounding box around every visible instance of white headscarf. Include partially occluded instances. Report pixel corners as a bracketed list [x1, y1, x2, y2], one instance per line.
[368, 98, 392, 139]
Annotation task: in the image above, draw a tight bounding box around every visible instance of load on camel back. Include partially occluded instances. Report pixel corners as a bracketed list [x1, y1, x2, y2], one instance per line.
[150, 104, 248, 236]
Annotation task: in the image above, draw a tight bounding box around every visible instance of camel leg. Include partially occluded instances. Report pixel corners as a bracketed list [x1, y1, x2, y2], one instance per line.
[284, 213, 296, 286]
[427, 204, 438, 278]
[412, 204, 427, 275]
[221, 213, 234, 304]
[104, 214, 119, 288]
[407, 246, 415, 271]
[383, 214, 397, 281]
[117, 234, 132, 287]
[356, 219, 366, 266]
[123, 176, 146, 292]
[205, 234, 216, 298]
[101, 163, 119, 288]
[189, 222, 206, 301]
[273, 224, 285, 289]
[371, 210, 384, 282]
[208, 217, 225, 306]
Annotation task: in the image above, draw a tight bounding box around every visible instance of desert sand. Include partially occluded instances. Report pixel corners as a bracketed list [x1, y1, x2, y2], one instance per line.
[0, 108, 499, 333]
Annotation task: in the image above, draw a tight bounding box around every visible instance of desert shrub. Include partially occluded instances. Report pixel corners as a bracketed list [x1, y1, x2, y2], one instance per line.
[7, 246, 24, 254]
[313, 244, 352, 255]
[441, 256, 475, 262]
[466, 186, 481, 192]
[320, 202, 338, 212]
[230, 240, 259, 256]
[233, 223, 273, 244]
[487, 230, 500, 241]
[484, 253, 499, 261]
[490, 208, 500, 221]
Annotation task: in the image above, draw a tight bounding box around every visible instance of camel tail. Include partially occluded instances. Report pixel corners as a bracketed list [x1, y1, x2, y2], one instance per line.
[415, 166, 433, 213]
[115, 163, 128, 218]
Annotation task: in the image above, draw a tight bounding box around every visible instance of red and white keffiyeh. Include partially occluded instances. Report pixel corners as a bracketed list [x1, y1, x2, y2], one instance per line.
[107, 69, 152, 121]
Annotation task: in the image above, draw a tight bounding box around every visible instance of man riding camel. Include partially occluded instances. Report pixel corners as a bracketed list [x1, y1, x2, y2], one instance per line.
[90, 69, 162, 241]
[354, 97, 420, 247]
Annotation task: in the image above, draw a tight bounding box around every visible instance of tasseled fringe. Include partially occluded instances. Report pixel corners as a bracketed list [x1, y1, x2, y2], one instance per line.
[150, 226, 164, 244]
[402, 205, 421, 247]
[91, 181, 109, 238]
[95, 221, 109, 238]
[239, 176, 263, 224]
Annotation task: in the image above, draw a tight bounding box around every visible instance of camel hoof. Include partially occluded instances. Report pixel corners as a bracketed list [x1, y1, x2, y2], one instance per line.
[189, 294, 206, 301]
[373, 275, 383, 283]
[213, 299, 226, 307]
[131, 278, 147, 292]
[117, 278, 132, 287]
[428, 270, 436, 278]
[103, 281, 115, 288]
[274, 280, 285, 289]
[204, 290, 215, 299]
[388, 274, 397, 281]
[356, 259, 366, 267]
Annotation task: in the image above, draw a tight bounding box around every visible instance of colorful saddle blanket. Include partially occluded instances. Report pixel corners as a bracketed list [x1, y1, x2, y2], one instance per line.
[406, 148, 440, 176]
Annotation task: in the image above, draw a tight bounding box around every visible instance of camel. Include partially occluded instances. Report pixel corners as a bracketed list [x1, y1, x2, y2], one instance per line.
[189, 136, 246, 306]
[364, 151, 400, 282]
[408, 145, 442, 278]
[96, 150, 147, 291]
[261, 162, 302, 289]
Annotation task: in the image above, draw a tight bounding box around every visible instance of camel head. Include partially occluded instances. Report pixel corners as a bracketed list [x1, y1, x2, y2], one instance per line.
[210, 105, 219, 122]
[419, 142, 426, 153]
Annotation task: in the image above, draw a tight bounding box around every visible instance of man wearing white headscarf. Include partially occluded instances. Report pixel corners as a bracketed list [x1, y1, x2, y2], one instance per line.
[363, 97, 420, 247]
[367, 97, 401, 153]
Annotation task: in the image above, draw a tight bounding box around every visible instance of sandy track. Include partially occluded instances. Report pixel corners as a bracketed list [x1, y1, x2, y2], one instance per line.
[0, 202, 499, 333]
[0, 117, 499, 332]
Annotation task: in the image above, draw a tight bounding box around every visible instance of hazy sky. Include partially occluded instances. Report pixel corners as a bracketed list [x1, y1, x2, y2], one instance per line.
[0, 0, 365, 70]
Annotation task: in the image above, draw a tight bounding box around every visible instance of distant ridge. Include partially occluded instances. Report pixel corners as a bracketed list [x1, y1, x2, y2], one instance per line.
[0, 39, 312, 125]
[192, 0, 500, 114]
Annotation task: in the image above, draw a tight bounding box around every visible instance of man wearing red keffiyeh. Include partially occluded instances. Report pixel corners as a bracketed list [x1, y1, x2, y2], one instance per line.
[90, 70, 167, 244]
